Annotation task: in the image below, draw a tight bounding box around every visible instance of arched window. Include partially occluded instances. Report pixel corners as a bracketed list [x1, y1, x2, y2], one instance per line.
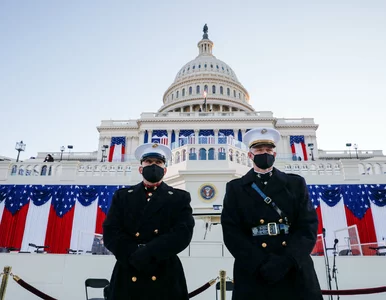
[189, 148, 197, 160]
[227, 88, 230, 96]
[172, 93, 174, 100]
[199, 148, 207, 160]
[238, 92, 241, 99]
[220, 86, 223, 94]
[176, 91, 179, 98]
[212, 85, 216, 94]
[233, 90, 236, 97]
[204, 85, 208, 92]
[196, 85, 200, 94]
[218, 147, 226, 160]
[189, 86, 192, 95]
[208, 148, 215, 160]
[182, 88, 185, 97]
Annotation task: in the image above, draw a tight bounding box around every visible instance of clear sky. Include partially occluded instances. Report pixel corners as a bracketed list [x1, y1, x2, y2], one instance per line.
[1, 0, 385, 160]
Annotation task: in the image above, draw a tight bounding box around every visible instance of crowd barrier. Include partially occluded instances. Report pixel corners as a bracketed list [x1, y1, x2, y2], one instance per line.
[1, 265, 386, 299]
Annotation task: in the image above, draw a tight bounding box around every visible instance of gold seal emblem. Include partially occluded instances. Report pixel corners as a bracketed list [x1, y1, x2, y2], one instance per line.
[261, 129, 267, 134]
[198, 183, 218, 203]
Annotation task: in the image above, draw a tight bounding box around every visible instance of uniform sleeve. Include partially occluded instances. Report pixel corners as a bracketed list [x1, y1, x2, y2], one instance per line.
[103, 190, 138, 264]
[284, 177, 318, 269]
[221, 182, 268, 275]
[145, 191, 195, 261]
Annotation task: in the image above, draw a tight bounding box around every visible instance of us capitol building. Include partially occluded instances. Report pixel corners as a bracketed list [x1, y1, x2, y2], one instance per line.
[1, 25, 386, 300]
[1, 25, 385, 213]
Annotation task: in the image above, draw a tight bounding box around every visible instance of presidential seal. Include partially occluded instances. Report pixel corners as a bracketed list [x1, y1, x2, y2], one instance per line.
[198, 183, 217, 203]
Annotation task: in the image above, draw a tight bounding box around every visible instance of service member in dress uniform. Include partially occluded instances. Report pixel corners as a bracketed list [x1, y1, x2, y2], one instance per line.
[221, 128, 323, 299]
[103, 143, 195, 300]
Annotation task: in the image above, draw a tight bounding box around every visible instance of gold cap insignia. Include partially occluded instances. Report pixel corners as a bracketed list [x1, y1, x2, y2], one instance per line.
[261, 129, 267, 134]
[152, 144, 159, 148]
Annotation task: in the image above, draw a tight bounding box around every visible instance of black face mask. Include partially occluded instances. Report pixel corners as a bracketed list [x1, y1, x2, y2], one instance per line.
[253, 153, 275, 170]
[142, 165, 165, 183]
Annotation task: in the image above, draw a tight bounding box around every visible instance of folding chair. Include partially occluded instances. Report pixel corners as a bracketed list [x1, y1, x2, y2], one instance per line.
[85, 278, 110, 300]
[215, 281, 234, 300]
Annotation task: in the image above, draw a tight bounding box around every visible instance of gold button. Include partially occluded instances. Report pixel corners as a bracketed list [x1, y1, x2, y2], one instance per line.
[262, 243, 267, 248]
[282, 241, 287, 246]
[154, 186, 157, 190]
[260, 219, 264, 224]
[148, 193, 153, 196]
[135, 232, 140, 237]
[154, 229, 158, 234]
[132, 276, 137, 282]
[152, 276, 157, 281]
[147, 198, 151, 201]
[279, 219, 283, 223]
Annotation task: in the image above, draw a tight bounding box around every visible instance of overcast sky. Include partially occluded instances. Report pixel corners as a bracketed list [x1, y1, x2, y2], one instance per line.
[1, 0, 385, 160]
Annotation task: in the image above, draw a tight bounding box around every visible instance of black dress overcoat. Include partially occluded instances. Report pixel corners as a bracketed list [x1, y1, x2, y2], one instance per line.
[103, 182, 195, 300]
[221, 168, 323, 300]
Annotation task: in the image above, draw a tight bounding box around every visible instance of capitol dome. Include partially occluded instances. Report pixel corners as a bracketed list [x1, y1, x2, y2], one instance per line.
[158, 25, 254, 113]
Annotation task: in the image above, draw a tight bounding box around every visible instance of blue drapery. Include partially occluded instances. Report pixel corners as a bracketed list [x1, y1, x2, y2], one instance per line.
[171, 131, 175, 144]
[144, 131, 148, 143]
[219, 129, 234, 137]
[238, 129, 242, 142]
[30, 185, 53, 206]
[307, 185, 320, 209]
[0, 184, 385, 217]
[179, 129, 194, 137]
[317, 185, 342, 207]
[199, 129, 214, 136]
[152, 130, 168, 143]
[365, 184, 386, 207]
[342, 185, 371, 219]
[77, 185, 100, 207]
[52, 185, 78, 217]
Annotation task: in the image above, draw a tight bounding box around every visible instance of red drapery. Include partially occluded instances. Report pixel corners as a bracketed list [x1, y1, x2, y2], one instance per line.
[94, 206, 106, 234]
[344, 206, 377, 244]
[0, 203, 29, 249]
[44, 205, 75, 254]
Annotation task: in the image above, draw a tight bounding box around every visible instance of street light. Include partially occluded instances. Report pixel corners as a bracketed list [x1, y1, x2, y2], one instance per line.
[307, 143, 315, 161]
[67, 145, 73, 160]
[354, 144, 359, 159]
[346, 143, 352, 159]
[60, 146, 65, 161]
[15, 140, 26, 162]
[101, 145, 109, 162]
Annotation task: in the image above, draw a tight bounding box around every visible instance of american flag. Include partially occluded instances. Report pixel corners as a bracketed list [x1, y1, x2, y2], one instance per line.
[108, 136, 126, 162]
[152, 130, 168, 145]
[289, 135, 308, 161]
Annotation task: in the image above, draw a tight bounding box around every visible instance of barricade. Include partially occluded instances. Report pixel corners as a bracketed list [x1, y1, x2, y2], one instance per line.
[2, 265, 386, 299]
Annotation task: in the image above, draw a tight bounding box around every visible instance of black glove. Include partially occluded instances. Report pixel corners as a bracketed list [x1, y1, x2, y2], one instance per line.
[259, 254, 294, 284]
[129, 246, 156, 274]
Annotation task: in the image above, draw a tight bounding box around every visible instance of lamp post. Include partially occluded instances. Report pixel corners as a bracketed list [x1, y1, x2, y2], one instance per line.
[15, 140, 26, 162]
[101, 145, 109, 162]
[346, 143, 352, 159]
[67, 145, 73, 160]
[60, 146, 65, 161]
[354, 144, 359, 159]
[308, 143, 315, 161]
